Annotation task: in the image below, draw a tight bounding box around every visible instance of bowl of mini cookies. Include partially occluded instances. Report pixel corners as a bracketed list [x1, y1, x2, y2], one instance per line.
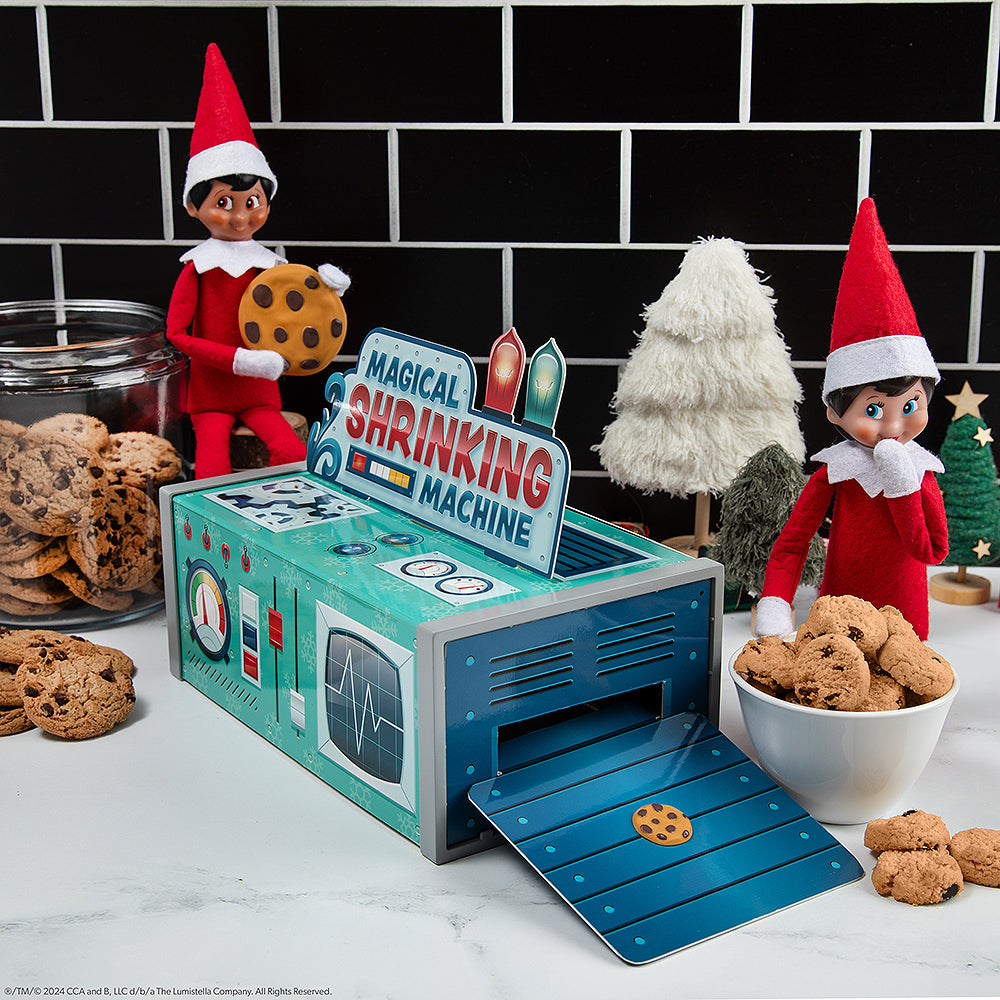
[729, 595, 959, 825]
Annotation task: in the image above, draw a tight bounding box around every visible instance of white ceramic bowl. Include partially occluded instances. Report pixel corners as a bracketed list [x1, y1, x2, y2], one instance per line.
[729, 656, 960, 825]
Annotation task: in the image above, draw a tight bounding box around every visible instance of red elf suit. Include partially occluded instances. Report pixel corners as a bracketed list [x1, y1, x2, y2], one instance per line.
[167, 43, 307, 480]
[756, 198, 948, 641]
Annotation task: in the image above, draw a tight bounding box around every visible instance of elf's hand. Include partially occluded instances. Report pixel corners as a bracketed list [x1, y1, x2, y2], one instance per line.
[318, 263, 351, 295]
[233, 347, 287, 380]
[754, 596, 794, 638]
[873, 438, 920, 498]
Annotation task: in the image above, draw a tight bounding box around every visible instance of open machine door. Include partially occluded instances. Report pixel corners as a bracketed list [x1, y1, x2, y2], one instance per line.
[468, 712, 862, 964]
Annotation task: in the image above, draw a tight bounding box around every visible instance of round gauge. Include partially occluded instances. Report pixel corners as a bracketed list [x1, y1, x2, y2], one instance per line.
[379, 532, 423, 546]
[436, 576, 494, 596]
[185, 559, 231, 661]
[330, 542, 376, 556]
[401, 558, 457, 579]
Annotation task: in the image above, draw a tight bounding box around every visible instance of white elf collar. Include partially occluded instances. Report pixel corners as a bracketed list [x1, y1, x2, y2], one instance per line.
[812, 439, 944, 499]
[180, 239, 286, 277]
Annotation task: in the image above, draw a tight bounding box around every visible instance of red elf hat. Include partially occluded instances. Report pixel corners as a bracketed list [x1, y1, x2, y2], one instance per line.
[822, 197, 938, 403]
[181, 43, 277, 208]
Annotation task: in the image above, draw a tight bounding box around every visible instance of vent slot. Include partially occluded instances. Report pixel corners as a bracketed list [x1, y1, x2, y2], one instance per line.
[487, 638, 575, 705]
[554, 523, 647, 578]
[595, 611, 676, 677]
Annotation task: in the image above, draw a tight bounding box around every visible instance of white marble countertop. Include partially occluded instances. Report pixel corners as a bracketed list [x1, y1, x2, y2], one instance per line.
[3, 568, 999, 999]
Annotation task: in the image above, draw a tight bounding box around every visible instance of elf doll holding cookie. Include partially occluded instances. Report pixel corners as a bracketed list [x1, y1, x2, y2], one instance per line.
[755, 198, 948, 641]
[167, 43, 348, 479]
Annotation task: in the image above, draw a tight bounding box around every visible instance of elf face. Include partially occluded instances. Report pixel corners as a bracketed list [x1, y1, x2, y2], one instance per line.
[826, 383, 929, 448]
[186, 179, 270, 241]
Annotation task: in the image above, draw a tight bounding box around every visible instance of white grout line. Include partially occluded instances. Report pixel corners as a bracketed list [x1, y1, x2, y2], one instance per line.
[857, 128, 872, 204]
[739, 0, 753, 124]
[388, 128, 401, 243]
[34, 5, 53, 122]
[158, 127, 175, 238]
[502, 245, 514, 330]
[619, 129, 631, 245]
[968, 249, 986, 364]
[986, 0, 1000, 123]
[268, 3, 282, 123]
[502, 1, 514, 124]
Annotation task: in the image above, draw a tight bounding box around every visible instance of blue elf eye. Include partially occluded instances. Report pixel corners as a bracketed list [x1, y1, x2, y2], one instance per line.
[865, 403, 884, 419]
[902, 398, 918, 415]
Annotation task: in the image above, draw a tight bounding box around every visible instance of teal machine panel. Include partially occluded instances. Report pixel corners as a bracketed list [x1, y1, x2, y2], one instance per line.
[161, 466, 720, 861]
[161, 328, 861, 962]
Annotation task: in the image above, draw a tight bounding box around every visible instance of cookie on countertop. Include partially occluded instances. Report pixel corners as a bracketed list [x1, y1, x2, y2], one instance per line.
[871, 848, 964, 905]
[0, 703, 34, 736]
[864, 809, 952, 853]
[790, 632, 871, 711]
[804, 594, 889, 658]
[16, 639, 135, 738]
[100, 431, 182, 490]
[0, 426, 110, 537]
[948, 828, 1000, 888]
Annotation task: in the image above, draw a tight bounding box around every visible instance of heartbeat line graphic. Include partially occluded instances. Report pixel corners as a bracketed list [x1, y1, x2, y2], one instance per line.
[328, 648, 403, 756]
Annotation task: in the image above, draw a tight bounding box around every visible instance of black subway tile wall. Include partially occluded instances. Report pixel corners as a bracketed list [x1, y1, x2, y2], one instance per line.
[2, 1, 998, 541]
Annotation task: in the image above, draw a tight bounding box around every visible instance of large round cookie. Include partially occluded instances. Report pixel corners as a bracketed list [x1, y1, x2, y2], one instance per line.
[100, 432, 182, 490]
[239, 263, 347, 375]
[66, 484, 160, 591]
[0, 426, 110, 536]
[16, 640, 135, 738]
[30, 413, 110, 452]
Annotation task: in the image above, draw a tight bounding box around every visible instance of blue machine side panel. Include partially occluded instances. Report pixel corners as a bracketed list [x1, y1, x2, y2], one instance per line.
[443, 579, 713, 850]
[468, 713, 863, 964]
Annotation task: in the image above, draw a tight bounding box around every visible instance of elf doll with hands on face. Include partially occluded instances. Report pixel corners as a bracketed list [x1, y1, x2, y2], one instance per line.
[167, 43, 349, 479]
[755, 198, 948, 641]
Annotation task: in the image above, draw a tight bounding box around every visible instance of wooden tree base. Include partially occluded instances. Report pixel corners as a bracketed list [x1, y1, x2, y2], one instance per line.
[662, 533, 715, 558]
[230, 411, 308, 471]
[929, 570, 992, 606]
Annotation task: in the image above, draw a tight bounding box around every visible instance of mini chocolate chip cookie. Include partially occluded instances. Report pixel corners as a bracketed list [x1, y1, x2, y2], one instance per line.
[871, 848, 964, 905]
[734, 636, 796, 695]
[791, 632, 871, 711]
[877, 633, 954, 702]
[16, 640, 135, 738]
[858, 667, 907, 712]
[948, 828, 1000, 887]
[0, 426, 110, 536]
[804, 594, 889, 658]
[864, 809, 952, 853]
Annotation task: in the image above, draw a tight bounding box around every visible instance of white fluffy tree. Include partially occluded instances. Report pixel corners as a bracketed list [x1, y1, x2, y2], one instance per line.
[597, 237, 805, 549]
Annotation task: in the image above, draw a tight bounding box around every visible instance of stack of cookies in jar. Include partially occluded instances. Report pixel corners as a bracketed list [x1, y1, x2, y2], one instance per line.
[0, 414, 181, 619]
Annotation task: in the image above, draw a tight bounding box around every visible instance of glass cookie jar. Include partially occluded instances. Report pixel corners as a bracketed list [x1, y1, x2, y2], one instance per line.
[0, 300, 189, 628]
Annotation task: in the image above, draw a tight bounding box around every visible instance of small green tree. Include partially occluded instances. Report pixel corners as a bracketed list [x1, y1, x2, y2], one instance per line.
[938, 412, 999, 569]
[709, 443, 826, 602]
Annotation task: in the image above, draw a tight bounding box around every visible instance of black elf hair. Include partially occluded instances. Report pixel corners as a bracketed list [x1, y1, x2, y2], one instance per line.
[188, 174, 274, 210]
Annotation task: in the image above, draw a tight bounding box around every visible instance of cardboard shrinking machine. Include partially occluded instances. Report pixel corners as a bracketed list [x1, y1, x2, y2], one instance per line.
[162, 328, 861, 964]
